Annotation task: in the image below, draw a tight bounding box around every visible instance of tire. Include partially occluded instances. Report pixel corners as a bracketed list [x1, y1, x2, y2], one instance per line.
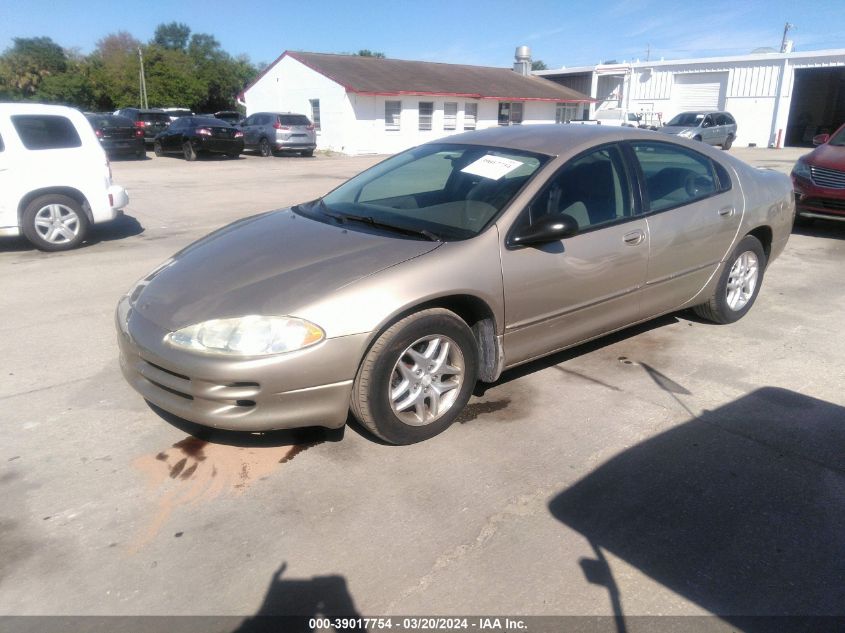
[351, 308, 479, 445]
[227, 153, 240, 159]
[182, 141, 197, 161]
[153, 141, 164, 157]
[693, 235, 766, 324]
[135, 149, 145, 159]
[301, 149, 315, 157]
[693, 135, 703, 142]
[722, 135, 734, 150]
[21, 194, 90, 252]
[258, 138, 272, 157]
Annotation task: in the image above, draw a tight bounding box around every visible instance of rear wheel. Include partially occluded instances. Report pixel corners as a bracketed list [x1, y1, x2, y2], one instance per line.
[693, 235, 766, 324]
[227, 152, 240, 159]
[351, 308, 478, 445]
[258, 138, 272, 157]
[301, 149, 315, 157]
[153, 141, 163, 157]
[21, 194, 89, 251]
[182, 141, 197, 161]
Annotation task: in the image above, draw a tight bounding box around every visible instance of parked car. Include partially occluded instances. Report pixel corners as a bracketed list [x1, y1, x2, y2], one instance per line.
[153, 116, 243, 161]
[239, 112, 316, 157]
[791, 122, 845, 225]
[85, 113, 145, 159]
[117, 125, 792, 444]
[0, 103, 129, 251]
[160, 107, 194, 121]
[660, 111, 737, 149]
[113, 108, 171, 146]
[211, 111, 244, 125]
[595, 109, 642, 127]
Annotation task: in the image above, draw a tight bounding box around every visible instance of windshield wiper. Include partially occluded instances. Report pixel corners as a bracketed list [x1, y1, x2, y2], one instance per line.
[314, 200, 440, 241]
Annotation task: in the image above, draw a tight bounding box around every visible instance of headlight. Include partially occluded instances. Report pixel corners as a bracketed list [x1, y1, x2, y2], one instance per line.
[792, 158, 812, 180]
[165, 315, 325, 356]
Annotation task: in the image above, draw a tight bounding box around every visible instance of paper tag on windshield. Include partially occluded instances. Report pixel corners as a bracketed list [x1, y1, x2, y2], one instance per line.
[461, 155, 523, 180]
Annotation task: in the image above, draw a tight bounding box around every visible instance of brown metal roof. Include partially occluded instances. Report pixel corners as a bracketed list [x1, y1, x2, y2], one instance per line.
[244, 51, 593, 103]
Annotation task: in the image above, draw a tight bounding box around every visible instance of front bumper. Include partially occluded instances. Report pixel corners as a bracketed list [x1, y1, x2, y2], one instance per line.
[116, 297, 367, 431]
[792, 176, 845, 220]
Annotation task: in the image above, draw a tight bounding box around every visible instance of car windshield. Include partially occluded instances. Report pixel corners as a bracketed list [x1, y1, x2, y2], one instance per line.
[279, 115, 311, 126]
[828, 127, 845, 146]
[313, 143, 549, 240]
[88, 115, 133, 128]
[192, 117, 231, 127]
[140, 112, 171, 123]
[667, 113, 705, 127]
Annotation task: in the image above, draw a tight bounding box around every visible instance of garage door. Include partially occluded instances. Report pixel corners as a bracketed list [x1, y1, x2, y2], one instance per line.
[674, 73, 728, 111]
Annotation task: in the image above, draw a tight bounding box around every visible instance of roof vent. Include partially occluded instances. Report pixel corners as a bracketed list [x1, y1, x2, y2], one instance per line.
[514, 45, 532, 76]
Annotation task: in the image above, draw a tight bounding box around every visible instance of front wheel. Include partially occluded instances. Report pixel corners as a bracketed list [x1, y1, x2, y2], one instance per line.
[21, 194, 90, 251]
[182, 141, 197, 161]
[351, 308, 478, 445]
[693, 235, 766, 324]
[722, 134, 734, 150]
[153, 141, 164, 157]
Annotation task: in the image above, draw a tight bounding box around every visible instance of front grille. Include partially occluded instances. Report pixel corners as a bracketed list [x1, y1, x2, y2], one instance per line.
[810, 165, 845, 189]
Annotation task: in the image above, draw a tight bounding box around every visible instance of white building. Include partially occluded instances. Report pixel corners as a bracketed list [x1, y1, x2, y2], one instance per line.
[537, 49, 845, 148]
[240, 51, 592, 155]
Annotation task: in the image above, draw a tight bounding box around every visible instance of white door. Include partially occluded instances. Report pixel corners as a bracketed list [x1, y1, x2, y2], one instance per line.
[674, 73, 728, 111]
[0, 130, 10, 226]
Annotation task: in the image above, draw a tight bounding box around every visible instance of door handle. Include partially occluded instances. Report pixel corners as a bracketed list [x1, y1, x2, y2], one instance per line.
[718, 207, 735, 217]
[623, 230, 645, 245]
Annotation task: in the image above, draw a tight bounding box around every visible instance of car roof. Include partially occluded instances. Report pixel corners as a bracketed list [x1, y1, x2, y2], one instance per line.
[0, 103, 82, 116]
[439, 124, 678, 156]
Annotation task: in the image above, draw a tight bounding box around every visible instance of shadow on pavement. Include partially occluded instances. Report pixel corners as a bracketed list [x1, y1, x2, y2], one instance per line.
[232, 563, 363, 633]
[549, 387, 845, 632]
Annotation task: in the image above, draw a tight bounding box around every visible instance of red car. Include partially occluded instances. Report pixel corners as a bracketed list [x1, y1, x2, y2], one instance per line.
[791, 123, 845, 225]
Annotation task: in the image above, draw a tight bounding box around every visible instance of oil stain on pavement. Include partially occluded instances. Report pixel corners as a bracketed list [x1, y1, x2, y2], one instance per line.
[130, 435, 321, 551]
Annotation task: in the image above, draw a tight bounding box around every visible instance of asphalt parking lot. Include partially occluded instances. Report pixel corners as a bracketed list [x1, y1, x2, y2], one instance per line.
[2, 146, 844, 627]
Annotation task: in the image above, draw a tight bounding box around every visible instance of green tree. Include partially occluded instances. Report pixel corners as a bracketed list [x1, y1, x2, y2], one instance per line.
[531, 60, 548, 71]
[90, 31, 144, 109]
[143, 43, 207, 108]
[356, 49, 386, 58]
[153, 22, 191, 51]
[0, 36, 67, 98]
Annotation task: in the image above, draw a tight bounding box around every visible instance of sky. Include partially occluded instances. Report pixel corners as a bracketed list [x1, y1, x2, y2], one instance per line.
[1, 0, 844, 70]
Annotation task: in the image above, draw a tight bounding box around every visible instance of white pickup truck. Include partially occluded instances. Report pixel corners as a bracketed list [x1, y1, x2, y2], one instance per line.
[0, 103, 129, 251]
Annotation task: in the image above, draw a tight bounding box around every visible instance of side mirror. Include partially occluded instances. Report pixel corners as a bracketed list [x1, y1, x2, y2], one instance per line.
[813, 133, 829, 146]
[510, 214, 578, 247]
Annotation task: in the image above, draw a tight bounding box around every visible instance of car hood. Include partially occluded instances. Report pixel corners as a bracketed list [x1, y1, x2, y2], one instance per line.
[133, 209, 441, 332]
[805, 143, 845, 171]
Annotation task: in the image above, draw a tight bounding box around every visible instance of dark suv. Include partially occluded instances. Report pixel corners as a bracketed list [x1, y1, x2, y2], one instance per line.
[239, 112, 316, 157]
[113, 108, 172, 146]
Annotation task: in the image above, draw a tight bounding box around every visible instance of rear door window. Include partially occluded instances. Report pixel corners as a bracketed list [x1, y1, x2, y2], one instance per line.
[11, 115, 82, 150]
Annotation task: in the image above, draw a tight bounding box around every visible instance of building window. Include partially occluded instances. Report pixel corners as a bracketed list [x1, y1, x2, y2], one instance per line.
[385, 100, 401, 131]
[418, 102, 433, 131]
[309, 99, 321, 131]
[464, 103, 477, 130]
[555, 103, 578, 124]
[498, 102, 523, 126]
[443, 102, 457, 130]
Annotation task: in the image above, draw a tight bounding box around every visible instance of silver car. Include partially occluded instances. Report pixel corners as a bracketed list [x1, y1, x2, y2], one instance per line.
[660, 111, 738, 149]
[117, 126, 793, 444]
[239, 112, 317, 157]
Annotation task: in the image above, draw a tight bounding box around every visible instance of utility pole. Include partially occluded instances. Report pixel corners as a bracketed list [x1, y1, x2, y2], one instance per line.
[138, 47, 148, 109]
[646, 43, 651, 62]
[780, 22, 794, 53]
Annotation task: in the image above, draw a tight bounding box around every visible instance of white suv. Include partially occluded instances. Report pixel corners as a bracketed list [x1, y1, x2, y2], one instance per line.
[0, 103, 129, 251]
